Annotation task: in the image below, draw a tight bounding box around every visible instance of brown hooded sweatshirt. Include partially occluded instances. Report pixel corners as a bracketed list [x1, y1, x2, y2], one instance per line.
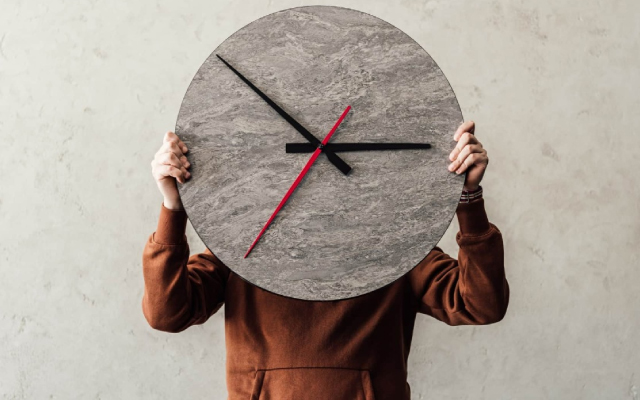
[141, 196, 509, 400]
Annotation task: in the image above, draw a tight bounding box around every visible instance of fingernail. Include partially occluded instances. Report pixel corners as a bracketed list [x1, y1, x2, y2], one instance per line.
[448, 163, 454, 171]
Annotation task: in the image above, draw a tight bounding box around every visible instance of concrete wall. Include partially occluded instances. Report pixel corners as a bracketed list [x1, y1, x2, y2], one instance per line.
[1, 0, 638, 398]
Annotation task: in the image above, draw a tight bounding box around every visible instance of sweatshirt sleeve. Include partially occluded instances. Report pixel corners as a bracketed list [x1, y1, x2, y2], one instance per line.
[141, 202, 230, 333]
[407, 197, 510, 325]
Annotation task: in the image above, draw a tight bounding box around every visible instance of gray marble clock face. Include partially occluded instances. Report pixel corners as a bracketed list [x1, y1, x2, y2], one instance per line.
[176, 6, 464, 301]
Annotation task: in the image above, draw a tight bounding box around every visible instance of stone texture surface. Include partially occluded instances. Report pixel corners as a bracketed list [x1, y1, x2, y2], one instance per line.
[177, 6, 464, 301]
[1, 0, 640, 399]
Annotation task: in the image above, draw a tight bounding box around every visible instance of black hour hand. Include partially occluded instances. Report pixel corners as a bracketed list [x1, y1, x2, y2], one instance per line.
[286, 142, 431, 153]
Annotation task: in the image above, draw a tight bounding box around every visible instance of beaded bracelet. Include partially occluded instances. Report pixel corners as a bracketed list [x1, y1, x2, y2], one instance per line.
[459, 185, 483, 203]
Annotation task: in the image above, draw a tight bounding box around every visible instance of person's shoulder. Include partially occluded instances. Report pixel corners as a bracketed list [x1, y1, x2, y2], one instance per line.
[201, 248, 232, 270]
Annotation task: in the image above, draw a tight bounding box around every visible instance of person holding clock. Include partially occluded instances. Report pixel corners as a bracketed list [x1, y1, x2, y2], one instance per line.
[142, 119, 509, 400]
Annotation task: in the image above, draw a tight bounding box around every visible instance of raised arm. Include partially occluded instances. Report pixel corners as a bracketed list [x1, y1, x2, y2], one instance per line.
[408, 196, 510, 325]
[142, 131, 229, 333]
[141, 202, 230, 333]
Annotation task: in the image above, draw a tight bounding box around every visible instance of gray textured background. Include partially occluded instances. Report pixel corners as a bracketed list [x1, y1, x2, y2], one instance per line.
[177, 6, 464, 301]
[1, 0, 639, 399]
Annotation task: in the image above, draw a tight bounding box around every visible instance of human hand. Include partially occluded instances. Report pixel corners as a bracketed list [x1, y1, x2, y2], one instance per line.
[448, 121, 488, 191]
[151, 131, 191, 210]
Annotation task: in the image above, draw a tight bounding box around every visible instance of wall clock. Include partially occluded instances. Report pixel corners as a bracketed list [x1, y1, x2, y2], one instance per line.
[176, 5, 465, 301]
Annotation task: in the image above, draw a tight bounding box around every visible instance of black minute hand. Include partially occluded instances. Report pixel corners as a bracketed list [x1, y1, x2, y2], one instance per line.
[216, 54, 352, 176]
[286, 142, 431, 153]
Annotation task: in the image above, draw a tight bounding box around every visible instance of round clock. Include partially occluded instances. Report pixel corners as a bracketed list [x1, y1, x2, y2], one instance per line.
[176, 5, 464, 301]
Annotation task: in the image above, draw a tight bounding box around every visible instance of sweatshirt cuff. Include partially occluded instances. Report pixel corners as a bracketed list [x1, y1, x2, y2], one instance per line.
[456, 197, 491, 236]
[153, 202, 188, 245]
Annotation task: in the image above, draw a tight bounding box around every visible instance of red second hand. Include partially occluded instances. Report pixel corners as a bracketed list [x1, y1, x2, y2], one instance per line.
[244, 105, 352, 258]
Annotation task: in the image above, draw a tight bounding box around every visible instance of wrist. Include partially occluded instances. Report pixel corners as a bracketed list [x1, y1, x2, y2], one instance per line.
[460, 185, 483, 203]
[155, 201, 188, 244]
[163, 198, 184, 211]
